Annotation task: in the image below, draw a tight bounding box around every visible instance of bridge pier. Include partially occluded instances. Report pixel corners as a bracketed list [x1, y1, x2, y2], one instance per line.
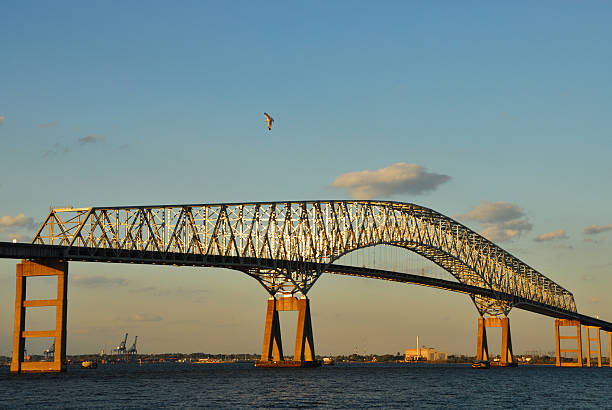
[476, 317, 488, 361]
[255, 296, 318, 367]
[260, 297, 284, 361]
[585, 326, 601, 367]
[476, 317, 515, 366]
[554, 319, 583, 367]
[608, 332, 612, 368]
[10, 259, 68, 373]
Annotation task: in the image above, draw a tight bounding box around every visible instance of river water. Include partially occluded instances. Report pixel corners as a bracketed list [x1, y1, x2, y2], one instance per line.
[1, 362, 610, 408]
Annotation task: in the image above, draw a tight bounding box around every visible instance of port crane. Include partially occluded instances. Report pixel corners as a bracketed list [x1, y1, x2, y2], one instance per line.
[113, 333, 128, 360]
[127, 336, 138, 359]
[43, 341, 55, 361]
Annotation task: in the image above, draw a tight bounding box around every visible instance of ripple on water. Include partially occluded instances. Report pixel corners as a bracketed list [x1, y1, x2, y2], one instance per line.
[1, 363, 610, 409]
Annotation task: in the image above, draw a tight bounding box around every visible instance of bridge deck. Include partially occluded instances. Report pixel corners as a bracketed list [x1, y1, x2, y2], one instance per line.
[1, 241, 610, 331]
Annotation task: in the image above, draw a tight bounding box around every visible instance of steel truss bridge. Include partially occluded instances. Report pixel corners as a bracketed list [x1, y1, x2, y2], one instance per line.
[30, 200, 578, 317]
[2, 200, 611, 372]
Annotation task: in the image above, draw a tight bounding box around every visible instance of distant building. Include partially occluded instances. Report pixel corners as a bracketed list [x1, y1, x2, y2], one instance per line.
[405, 336, 447, 361]
[404, 347, 447, 361]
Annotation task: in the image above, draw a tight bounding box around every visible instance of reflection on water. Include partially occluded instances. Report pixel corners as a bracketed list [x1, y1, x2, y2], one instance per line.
[1, 362, 610, 409]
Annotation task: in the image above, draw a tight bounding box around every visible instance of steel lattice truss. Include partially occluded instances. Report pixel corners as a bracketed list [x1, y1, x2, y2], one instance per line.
[32, 200, 576, 316]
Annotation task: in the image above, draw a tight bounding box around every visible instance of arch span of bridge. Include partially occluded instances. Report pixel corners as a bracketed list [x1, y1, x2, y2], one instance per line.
[2, 200, 610, 372]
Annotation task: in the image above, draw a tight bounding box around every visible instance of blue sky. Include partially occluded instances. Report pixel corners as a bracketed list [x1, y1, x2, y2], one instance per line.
[1, 1, 611, 357]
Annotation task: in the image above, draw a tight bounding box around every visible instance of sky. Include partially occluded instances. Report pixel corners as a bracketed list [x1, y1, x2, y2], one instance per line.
[1, 1, 611, 358]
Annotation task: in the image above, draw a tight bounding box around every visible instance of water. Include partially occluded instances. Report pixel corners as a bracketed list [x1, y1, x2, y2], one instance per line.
[1, 363, 610, 409]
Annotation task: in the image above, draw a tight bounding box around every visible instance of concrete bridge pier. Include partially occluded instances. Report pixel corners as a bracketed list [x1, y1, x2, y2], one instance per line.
[476, 317, 489, 361]
[608, 332, 612, 368]
[585, 326, 601, 367]
[260, 297, 284, 362]
[554, 319, 583, 367]
[476, 316, 514, 366]
[255, 296, 318, 367]
[10, 259, 68, 373]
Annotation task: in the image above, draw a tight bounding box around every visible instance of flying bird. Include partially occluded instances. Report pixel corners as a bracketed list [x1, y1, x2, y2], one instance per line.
[264, 112, 274, 130]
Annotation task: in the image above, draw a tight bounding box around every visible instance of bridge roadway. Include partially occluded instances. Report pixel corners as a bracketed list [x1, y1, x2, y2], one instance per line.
[1, 241, 610, 331]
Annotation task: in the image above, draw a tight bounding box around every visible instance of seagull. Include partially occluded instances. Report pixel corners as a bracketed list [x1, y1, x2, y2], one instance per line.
[264, 112, 274, 130]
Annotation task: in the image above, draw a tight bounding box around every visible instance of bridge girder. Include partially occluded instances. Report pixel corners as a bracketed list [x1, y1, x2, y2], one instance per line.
[32, 200, 576, 316]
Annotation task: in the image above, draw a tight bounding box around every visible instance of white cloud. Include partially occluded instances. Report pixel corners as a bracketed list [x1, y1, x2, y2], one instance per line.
[329, 162, 451, 199]
[78, 135, 105, 144]
[454, 201, 524, 223]
[0, 213, 35, 232]
[480, 219, 533, 242]
[2, 233, 30, 242]
[455, 201, 532, 242]
[72, 275, 128, 288]
[534, 229, 568, 242]
[584, 224, 612, 235]
[133, 313, 163, 322]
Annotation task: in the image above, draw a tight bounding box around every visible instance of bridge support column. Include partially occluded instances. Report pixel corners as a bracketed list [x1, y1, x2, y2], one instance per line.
[608, 332, 612, 368]
[555, 319, 582, 367]
[476, 317, 489, 361]
[585, 326, 601, 368]
[260, 297, 284, 362]
[10, 259, 68, 374]
[256, 296, 318, 367]
[293, 298, 315, 362]
[476, 317, 514, 366]
[499, 317, 514, 365]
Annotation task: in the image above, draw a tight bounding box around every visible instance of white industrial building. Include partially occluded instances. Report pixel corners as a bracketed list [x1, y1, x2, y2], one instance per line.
[405, 336, 447, 361]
